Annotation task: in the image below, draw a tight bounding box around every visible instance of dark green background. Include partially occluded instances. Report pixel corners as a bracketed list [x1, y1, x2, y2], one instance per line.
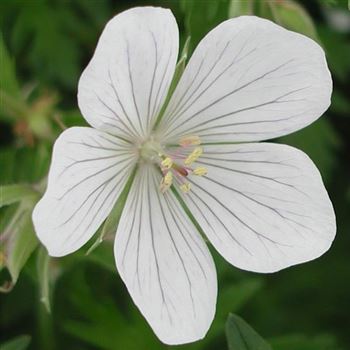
[1, 0, 349, 349]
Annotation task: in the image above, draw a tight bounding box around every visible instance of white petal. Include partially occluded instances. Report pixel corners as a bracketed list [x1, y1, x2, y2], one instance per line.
[182, 143, 336, 273]
[78, 7, 179, 141]
[32, 127, 136, 257]
[158, 16, 332, 143]
[114, 165, 217, 345]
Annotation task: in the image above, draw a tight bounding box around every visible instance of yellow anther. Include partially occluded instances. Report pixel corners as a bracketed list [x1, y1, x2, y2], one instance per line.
[179, 135, 201, 147]
[184, 147, 203, 166]
[160, 171, 173, 193]
[180, 182, 191, 193]
[161, 157, 173, 169]
[193, 167, 207, 176]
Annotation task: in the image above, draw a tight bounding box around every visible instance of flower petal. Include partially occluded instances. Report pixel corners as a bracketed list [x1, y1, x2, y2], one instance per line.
[158, 16, 331, 143]
[32, 127, 136, 257]
[114, 165, 217, 345]
[78, 7, 179, 141]
[182, 143, 336, 273]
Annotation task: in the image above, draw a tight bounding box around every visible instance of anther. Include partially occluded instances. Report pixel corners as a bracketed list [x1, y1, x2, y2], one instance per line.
[160, 172, 173, 193]
[193, 167, 207, 176]
[179, 135, 201, 147]
[180, 183, 191, 193]
[161, 157, 173, 169]
[184, 147, 203, 166]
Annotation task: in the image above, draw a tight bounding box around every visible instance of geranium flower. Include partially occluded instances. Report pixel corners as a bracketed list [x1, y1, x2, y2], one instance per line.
[32, 7, 336, 345]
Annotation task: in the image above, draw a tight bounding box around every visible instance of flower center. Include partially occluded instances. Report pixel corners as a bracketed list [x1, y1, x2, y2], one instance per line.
[139, 138, 163, 162]
[139, 135, 207, 194]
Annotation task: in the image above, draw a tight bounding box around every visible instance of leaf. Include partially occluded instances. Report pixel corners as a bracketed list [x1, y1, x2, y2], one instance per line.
[0, 144, 50, 184]
[11, 2, 80, 89]
[180, 0, 230, 51]
[0, 33, 21, 99]
[268, 0, 318, 41]
[37, 247, 51, 313]
[229, 0, 254, 17]
[0, 184, 37, 207]
[226, 313, 272, 350]
[0, 34, 27, 123]
[0, 197, 39, 291]
[0, 335, 31, 350]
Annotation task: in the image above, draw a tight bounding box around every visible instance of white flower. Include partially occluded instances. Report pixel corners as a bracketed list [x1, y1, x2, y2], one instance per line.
[32, 7, 336, 345]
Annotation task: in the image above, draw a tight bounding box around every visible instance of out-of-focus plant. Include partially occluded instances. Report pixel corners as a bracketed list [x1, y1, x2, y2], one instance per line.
[0, 0, 349, 349]
[0, 36, 56, 144]
[0, 335, 31, 350]
[0, 185, 39, 292]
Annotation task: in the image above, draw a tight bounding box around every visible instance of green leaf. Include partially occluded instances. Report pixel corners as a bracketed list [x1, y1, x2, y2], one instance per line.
[0, 184, 37, 207]
[37, 247, 51, 313]
[0, 34, 28, 122]
[11, 3, 80, 89]
[268, 0, 318, 41]
[180, 0, 230, 51]
[0, 144, 50, 184]
[0, 33, 21, 99]
[229, 0, 254, 17]
[0, 198, 39, 291]
[0, 335, 31, 350]
[226, 313, 272, 350]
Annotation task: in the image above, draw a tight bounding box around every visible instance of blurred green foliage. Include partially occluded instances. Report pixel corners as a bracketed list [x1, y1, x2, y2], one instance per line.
[1, 0, 349, 349]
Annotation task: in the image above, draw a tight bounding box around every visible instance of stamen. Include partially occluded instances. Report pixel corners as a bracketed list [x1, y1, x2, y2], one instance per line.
[160, 171, 173, 193]
[193, 167, 207, 176]
[161, 157, 173, 169]
[151, 135, 207, 194]
[179, 135, 201, 147]
[184, 147, 203, 166]
[180, 182, 191, 193]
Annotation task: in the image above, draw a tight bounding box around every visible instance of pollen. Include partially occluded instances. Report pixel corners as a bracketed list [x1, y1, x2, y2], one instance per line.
[161, 157, 173, 169]
[180, 182, 191, 193]
[160, 171, 173, 193]
[179, 135, 201, 147]
[193, 166, 207, 176]
[184, 147, 203, 166]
